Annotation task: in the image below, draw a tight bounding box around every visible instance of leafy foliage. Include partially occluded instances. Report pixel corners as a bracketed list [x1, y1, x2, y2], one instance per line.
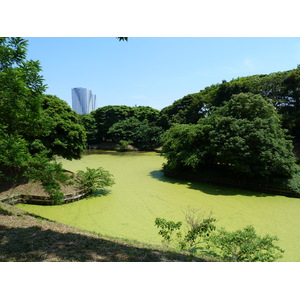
[25, 152, 73, 204]
[164, 67, 300, 140]
[76, 167, 115, 194]
[158, 93, 207, 129]
[93, 105, 135, 142]
[155, 210, 216, 251]
[116, 140, 133, 151]
[161, 123, 208, 171]
[154, 218, 182, 245]
[201, 93, 297, 180]
[162, 93, 297, 183]
[36, 95, 86, 160]
[180, 209, 216, 251]
[79, 113, 98, 145]
[154, 212, 284, 262]
[90, 105, 163, 150]
[108, 117, 163, 150]
[0, 38, 45, 138]
[208, 225, 284, 262]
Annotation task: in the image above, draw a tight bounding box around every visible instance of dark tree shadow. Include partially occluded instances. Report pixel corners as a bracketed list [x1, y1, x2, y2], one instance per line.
[0, 224, 208, 262]
[149, 170, 268, 197]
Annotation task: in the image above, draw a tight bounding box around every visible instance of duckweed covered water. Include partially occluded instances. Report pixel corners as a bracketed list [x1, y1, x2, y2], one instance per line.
[17, 151, 300, 261]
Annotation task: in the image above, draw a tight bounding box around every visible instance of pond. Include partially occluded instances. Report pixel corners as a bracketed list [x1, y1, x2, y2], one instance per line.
[17, 150, 300, 261]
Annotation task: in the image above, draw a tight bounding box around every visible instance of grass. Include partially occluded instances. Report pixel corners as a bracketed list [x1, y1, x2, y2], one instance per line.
[0, 202, 213, 262]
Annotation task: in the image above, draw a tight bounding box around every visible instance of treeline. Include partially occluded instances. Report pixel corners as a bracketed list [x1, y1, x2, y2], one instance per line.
[160, 66, 300, 139]
[80, 66, 300, 152]
[79, 105, 164, 150]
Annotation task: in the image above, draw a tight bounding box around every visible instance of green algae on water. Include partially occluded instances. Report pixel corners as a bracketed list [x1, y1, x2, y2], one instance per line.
[17, 151, 300, 261]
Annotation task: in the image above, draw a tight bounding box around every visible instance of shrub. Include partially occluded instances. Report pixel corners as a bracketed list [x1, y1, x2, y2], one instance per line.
[180, 209, 216, 251]
[116, 140, 132, 151]
[76, 167, 115, 194]
[154, 218, 182, 246]
[155, 209, 216, 251]
[154, 211, 284, 261]
[286, 171, 300, 195]
[208, 225, 284, 262]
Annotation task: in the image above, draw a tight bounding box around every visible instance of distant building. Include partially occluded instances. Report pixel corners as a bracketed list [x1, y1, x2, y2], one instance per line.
[72, 87, 96, 114]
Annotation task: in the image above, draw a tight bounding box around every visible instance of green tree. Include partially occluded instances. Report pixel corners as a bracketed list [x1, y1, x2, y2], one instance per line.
[32, 94, 86, 160]
[93, 105, 135, 142]
[0, 37, 46, 180]
[158, 93, 206, 129]
[201, 93, 297, 180]
[162, 93, 297, 182]
[76, 167, 115, 194]
[133, 106, 160, 124]
[163, 66, 300, 140]
[79, 112, 98, 145]
[108, 117, 163, 150]
[0, 38, 45, 136]
[161, 123, 209, 171]
[93, 105, 164, 149]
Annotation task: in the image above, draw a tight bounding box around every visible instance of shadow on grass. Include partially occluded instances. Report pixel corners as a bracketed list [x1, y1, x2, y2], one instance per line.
[0, 223, 208, 262]
[149, 170, 268, 197]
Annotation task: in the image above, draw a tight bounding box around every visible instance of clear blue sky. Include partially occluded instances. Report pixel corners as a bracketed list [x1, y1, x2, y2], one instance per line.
[24, 37, 300, 111]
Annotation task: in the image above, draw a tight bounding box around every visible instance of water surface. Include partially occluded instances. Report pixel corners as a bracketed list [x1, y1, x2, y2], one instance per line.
[17, 151, 300, 261]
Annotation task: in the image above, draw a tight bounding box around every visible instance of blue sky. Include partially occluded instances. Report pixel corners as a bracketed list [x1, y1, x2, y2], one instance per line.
[25, 37, 300, 111]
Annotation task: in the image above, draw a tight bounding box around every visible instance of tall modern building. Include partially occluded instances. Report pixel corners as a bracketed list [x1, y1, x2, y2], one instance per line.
[72, 87, 96, 115]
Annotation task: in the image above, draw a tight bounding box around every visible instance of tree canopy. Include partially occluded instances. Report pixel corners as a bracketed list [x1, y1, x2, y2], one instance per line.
[0, 37, 46, 180]
[35, 95, 86, 160]
[162, 93, 297, 182]
[161, 67, 300, 140]
[82, 105, 163, 150]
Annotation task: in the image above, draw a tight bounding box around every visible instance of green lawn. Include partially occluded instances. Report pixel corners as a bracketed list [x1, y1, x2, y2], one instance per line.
[17, 151, 300, 261]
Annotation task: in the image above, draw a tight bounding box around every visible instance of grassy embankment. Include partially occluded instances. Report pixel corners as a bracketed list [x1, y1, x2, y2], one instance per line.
[0, 202, 213, 262]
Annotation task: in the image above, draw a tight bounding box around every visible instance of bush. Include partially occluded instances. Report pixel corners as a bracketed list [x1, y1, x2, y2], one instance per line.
[116, 140, 132, 151]
[154, 218, 182, 246]
[155, 209, 216, 252]
[286, 171, 300, 195]
[76, 167, 115, 194]
[154, 211, 284, 261]
[208, 225, 284, 262]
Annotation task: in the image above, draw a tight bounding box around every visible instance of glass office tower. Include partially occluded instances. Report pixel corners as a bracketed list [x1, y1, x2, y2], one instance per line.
[72, 87, 96, 114]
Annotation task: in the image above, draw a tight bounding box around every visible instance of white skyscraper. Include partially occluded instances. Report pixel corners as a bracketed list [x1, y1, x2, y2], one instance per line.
[72, 87, 96, 114]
